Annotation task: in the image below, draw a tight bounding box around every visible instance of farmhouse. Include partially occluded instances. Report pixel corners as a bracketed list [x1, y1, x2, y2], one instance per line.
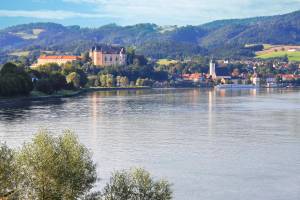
[288, 48, 300, 52]
[89, 45, 126, 67]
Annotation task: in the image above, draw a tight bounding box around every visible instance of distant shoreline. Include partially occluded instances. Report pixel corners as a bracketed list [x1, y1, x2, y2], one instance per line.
[0, 86, 152, 104]
[1, 86, 299, 106]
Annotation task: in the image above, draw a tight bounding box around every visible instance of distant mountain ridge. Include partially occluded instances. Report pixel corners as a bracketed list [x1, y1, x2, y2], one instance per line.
[1, 10, 300, 59]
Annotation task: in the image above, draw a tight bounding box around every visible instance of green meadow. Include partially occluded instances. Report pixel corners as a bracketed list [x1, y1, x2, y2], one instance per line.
[157, 59, 178, 65]
[256, 51, 300, 61]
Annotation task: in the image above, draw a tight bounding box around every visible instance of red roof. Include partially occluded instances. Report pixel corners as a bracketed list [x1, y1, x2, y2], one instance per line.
[182, 73, 202, 80]
[39, 55, 81, 60]
[280, 74, 300, 79]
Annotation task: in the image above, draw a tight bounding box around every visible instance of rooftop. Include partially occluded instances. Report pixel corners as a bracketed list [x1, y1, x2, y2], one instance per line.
[39, 55, 81, 60]
[91, 45, 125, 54]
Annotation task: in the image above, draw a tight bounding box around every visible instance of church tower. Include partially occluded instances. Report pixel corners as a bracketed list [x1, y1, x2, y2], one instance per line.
[209, 59, 216, 79]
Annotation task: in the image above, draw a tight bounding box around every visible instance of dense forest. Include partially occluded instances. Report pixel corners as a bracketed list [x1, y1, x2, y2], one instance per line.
[0, 10, 300, 63]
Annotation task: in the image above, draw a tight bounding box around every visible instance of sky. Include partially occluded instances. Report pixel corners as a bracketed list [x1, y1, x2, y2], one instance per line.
[0, 0, 300, 29]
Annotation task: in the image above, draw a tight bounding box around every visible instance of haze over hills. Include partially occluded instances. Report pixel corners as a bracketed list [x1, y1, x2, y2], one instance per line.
[1, 10, 300, 61]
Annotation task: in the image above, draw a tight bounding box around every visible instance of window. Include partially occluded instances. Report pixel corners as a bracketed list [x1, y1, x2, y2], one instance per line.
[110, 57, 112, 61]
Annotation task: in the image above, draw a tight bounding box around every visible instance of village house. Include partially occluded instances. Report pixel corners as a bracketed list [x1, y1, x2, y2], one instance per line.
[287, 48, 300, 52]
[89, 45, 126, 67]
[280, 74, 300, 81]
[181, 73, 203, 82]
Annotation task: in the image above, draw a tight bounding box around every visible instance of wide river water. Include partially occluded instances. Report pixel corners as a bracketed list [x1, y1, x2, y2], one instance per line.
[0, 88, 300, 200]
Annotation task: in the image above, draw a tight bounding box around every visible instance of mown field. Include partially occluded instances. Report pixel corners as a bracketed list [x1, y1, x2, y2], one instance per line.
[8, 51, 30, 57]
[157, 59, 178, 65]
[256, 51, 300, 61]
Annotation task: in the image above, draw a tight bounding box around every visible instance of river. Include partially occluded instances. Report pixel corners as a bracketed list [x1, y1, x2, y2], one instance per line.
[0, 88, 300, 200]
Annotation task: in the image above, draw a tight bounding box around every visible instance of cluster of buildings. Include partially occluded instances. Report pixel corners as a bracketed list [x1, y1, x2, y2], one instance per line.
[30, 44, 300, 87]
[180, 58, 300, 87]
[180, 60, 236, 84]
[32, 45, 126, 68]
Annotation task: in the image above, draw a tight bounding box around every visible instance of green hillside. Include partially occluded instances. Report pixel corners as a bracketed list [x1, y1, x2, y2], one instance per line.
[1, 10, 300, 62]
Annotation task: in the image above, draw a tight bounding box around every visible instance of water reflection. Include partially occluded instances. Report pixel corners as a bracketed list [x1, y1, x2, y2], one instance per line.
[1, 88, 300, 200]
[0, 98, 65, 122]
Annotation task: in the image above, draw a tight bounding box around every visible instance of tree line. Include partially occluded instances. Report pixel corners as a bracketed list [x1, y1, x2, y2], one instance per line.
[0, 52, 170, 97]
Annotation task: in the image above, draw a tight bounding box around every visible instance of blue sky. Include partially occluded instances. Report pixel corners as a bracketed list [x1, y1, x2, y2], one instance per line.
[0, 0, 300, 29]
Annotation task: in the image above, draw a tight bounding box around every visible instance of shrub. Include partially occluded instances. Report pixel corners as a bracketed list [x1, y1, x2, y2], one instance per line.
[101, 168, 172, 200]
[17, 130, 97, 199]
[0, 143, 17, 198]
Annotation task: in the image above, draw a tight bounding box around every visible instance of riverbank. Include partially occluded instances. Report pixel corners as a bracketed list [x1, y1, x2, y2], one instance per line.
[0, 86, 152, 104]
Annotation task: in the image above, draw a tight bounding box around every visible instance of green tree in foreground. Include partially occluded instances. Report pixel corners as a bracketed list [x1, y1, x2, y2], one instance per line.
[101, 168, 172, 200]
[0, 143, 17, 198]
[17, 130, 97, 200]
[0, 131, 173, 200]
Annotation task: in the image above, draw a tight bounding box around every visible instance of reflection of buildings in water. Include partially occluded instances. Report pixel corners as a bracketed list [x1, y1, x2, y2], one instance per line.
[219, 89, 226, 97]
[183, 89, 201, 104]
[216, 88, 260, 98]
[208, 90, 216, 135]
[192, 89, 200, 103]
[91, 92, 100, 143]
[249, 89, 257, 97]
[191, 89, 200, 104]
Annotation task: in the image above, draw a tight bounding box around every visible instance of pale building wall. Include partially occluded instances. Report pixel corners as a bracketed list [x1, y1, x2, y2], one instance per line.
[209, 61, 216, 79]
[37, 58, 77, 66]
[90, 51, 126, 67]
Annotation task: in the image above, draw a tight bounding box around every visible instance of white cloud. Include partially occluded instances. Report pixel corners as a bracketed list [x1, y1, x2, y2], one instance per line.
[62, 0, 300, 25]
[1, 0, 300, 25]
[0, 9, 112, 20]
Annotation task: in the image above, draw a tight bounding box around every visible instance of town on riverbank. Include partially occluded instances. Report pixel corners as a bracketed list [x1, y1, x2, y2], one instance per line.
[1, 44, 300, 98]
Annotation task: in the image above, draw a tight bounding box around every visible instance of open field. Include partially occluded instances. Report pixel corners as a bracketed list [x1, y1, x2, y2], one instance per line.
[9, 28, 45, 40]
[8, 51, 30, 57]
[255, 44, 300, 61]
[262, 44, 274, 50]
[256, 51, 300, 61]
[8, 50, 58, 57]
[157, 59, 178, 65]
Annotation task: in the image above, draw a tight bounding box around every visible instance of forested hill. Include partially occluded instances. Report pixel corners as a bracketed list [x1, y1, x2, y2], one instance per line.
[1, 10, 300, 60]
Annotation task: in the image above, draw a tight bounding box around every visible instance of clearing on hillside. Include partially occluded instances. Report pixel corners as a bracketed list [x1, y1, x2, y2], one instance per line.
[157, 59, 178, 65]
[256, 44, 300, 61]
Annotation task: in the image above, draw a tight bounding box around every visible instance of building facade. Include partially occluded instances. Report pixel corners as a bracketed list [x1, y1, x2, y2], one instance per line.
[89, 45, 126, 67]
[34, 55, 81, 66]
[209, 59, 216, 78]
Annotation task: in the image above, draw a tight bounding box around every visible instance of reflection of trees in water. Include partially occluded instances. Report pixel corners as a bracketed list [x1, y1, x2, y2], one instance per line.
[0, 99, 65, 122]
[87, 89, 152, 98]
